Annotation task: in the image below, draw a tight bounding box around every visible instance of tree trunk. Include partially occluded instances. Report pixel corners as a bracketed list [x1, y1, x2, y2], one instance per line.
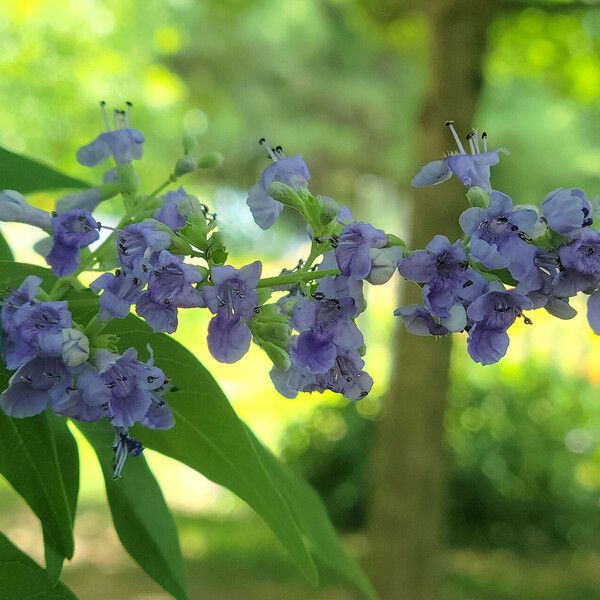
[368, 1, 498, 599]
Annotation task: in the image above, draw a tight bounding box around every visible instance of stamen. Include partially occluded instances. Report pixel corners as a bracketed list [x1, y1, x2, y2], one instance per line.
[482, 131, 488, 153]
[125, 101, 133, 128]
[444, 120, 466, 154]
[100, 100, 111, 131]
[466, 132, 476, 155]
[258, 137, 278, 161]
[473, 128, 481, 153]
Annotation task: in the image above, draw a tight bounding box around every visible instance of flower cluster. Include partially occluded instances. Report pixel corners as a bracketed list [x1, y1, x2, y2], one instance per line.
[396, 121, 600, 365]
[3, 104, 598, 475]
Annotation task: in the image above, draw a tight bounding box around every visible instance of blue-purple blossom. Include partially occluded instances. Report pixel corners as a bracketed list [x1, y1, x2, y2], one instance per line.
[154, 187, 187, 231]
[411, 124, 505, 192]
[247, 140, 310, 230]
[117, 221, 171, 271]
[47, 209, 100, 276]
[135, 250, 204, 333]
[112, 427, 145, 478]
[91, 268, 145, 320]
[399, 234, 486, 319]
[459, 191, 538, 281]
[2, 294, 72, 370]
[558, 228, 600, 283]
[202, 261, 261, 363]
[1, 276, 42, 332]
[465, 282, 533, 365]
[77, 125, 144, 166]
[0, 356, 70, 417]
[0, 190, 52, 230]
[92, 347, 173, 429]
[335, 222, 388, 280]
[542, 188, 592, 235]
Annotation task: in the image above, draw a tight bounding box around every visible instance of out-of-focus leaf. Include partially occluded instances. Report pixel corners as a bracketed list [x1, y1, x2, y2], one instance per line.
[106, 317, 318, 585]
[0, 146, 88, 193]
[0, 231, 14, 262]
[77, 421, 188, 600]
[43, 416, 79, 584]
[0, 531, 77, 599]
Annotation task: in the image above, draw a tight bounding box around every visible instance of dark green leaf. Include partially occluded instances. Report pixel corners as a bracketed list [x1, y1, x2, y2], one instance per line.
[0, 411, 74, 559]
[0, 531, 77, 600]
[107, 317, 318, 585]
[0, 231, 14, 262]
[0, 146, 88, 193]
[43, 416, 79, 584]
[245, 427, 379, 600]
[77, 420, 188, 600]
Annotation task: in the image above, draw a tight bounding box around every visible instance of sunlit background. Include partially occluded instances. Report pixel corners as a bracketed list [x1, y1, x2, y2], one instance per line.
[3, 0, 600, 598]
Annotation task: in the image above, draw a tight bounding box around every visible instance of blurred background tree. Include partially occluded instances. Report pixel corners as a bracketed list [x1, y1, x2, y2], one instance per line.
[3, 0, 600, 598]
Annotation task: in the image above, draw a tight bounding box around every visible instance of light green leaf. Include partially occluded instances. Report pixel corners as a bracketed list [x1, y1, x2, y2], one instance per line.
[107, 317, 318, 585]
[43, 416, 79, 584]
[0, 410, 74, 560]
[0, 146, 88, 193]
[77, 421, 188, 600]
[245, 427, 379, 600]
[0, 531, 77, 599]
[0, 231, 14, 262]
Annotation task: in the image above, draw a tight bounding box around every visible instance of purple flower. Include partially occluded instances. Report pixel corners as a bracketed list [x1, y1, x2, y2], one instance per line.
[335, 222, 388, 280]
[411, 124, 505, 192]
[47, 209, 100, 276]
[399, 235, 486, 318]
[459, 191, 538, 281]
[117, 221, 171, 271]
[542, 188, 592, 235]
[202, 261, 261, 363]
[247, 140, 310, 230]
[135, 250, 204, 333]
[77, 129, 144, 167]
[465, 282, 533, 365]
[558, 228, 600, 282]
[0, 356, 70, 417]
[53, 365, 110, 422]
[394, 302, 467, 336]
[0, 190, 52, 230]
[3, 298, 72, 370]
[154, 187, 187, 231]
[91, 268, 145, 320]
[1, 276, 42, 332]
[93, 347, 171, 428]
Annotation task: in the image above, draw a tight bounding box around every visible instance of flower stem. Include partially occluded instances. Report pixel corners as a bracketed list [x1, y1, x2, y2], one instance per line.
[257, 268, 339, 289]
[146, 174, 177, 201]
[85, 314, 107, 338]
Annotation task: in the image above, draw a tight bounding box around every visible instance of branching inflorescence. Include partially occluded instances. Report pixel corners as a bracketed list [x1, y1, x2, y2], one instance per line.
[0, 108, 596, 476]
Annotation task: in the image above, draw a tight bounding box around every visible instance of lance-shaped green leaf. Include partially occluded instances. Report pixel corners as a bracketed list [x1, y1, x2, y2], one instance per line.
[0, 409, 74, 560]
[0, 146, 88, 193]
[77, 420, 188, 600]
[43, 416, 79, 584]
[106, 317, 318, 585]
[0, 531, 78, 599]
[244, 426, 379, 600]
[0, 231, 14, 262]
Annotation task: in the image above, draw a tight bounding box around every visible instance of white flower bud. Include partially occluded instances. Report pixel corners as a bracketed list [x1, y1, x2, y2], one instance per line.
[174, 156, 198, 177]
[62, 328, 90, 368]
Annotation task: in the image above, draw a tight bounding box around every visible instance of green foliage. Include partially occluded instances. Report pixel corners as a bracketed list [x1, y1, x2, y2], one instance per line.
[0, 411, 75, 560]
[0, 531, 77, 600]
[0, 230, 14, 262]
[78, 421, 188, 600]
[43, 415, 79, 584]
[0, 146, 87, 193]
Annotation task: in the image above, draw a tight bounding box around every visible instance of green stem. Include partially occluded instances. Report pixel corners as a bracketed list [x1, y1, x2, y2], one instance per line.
[257, 268, 339, 289]
[84, 314, 107, 338]
[146, 174, 177, 201]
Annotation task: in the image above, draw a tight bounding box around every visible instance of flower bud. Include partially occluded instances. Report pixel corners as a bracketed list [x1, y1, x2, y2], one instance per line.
[197, 151, 224, 169]
[174, 156, 198, 177]
[182, 132, 200, 156]
[466, 186, 489, 209]
[0, 190, 52, 231]
[62, 328, 90, 368]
